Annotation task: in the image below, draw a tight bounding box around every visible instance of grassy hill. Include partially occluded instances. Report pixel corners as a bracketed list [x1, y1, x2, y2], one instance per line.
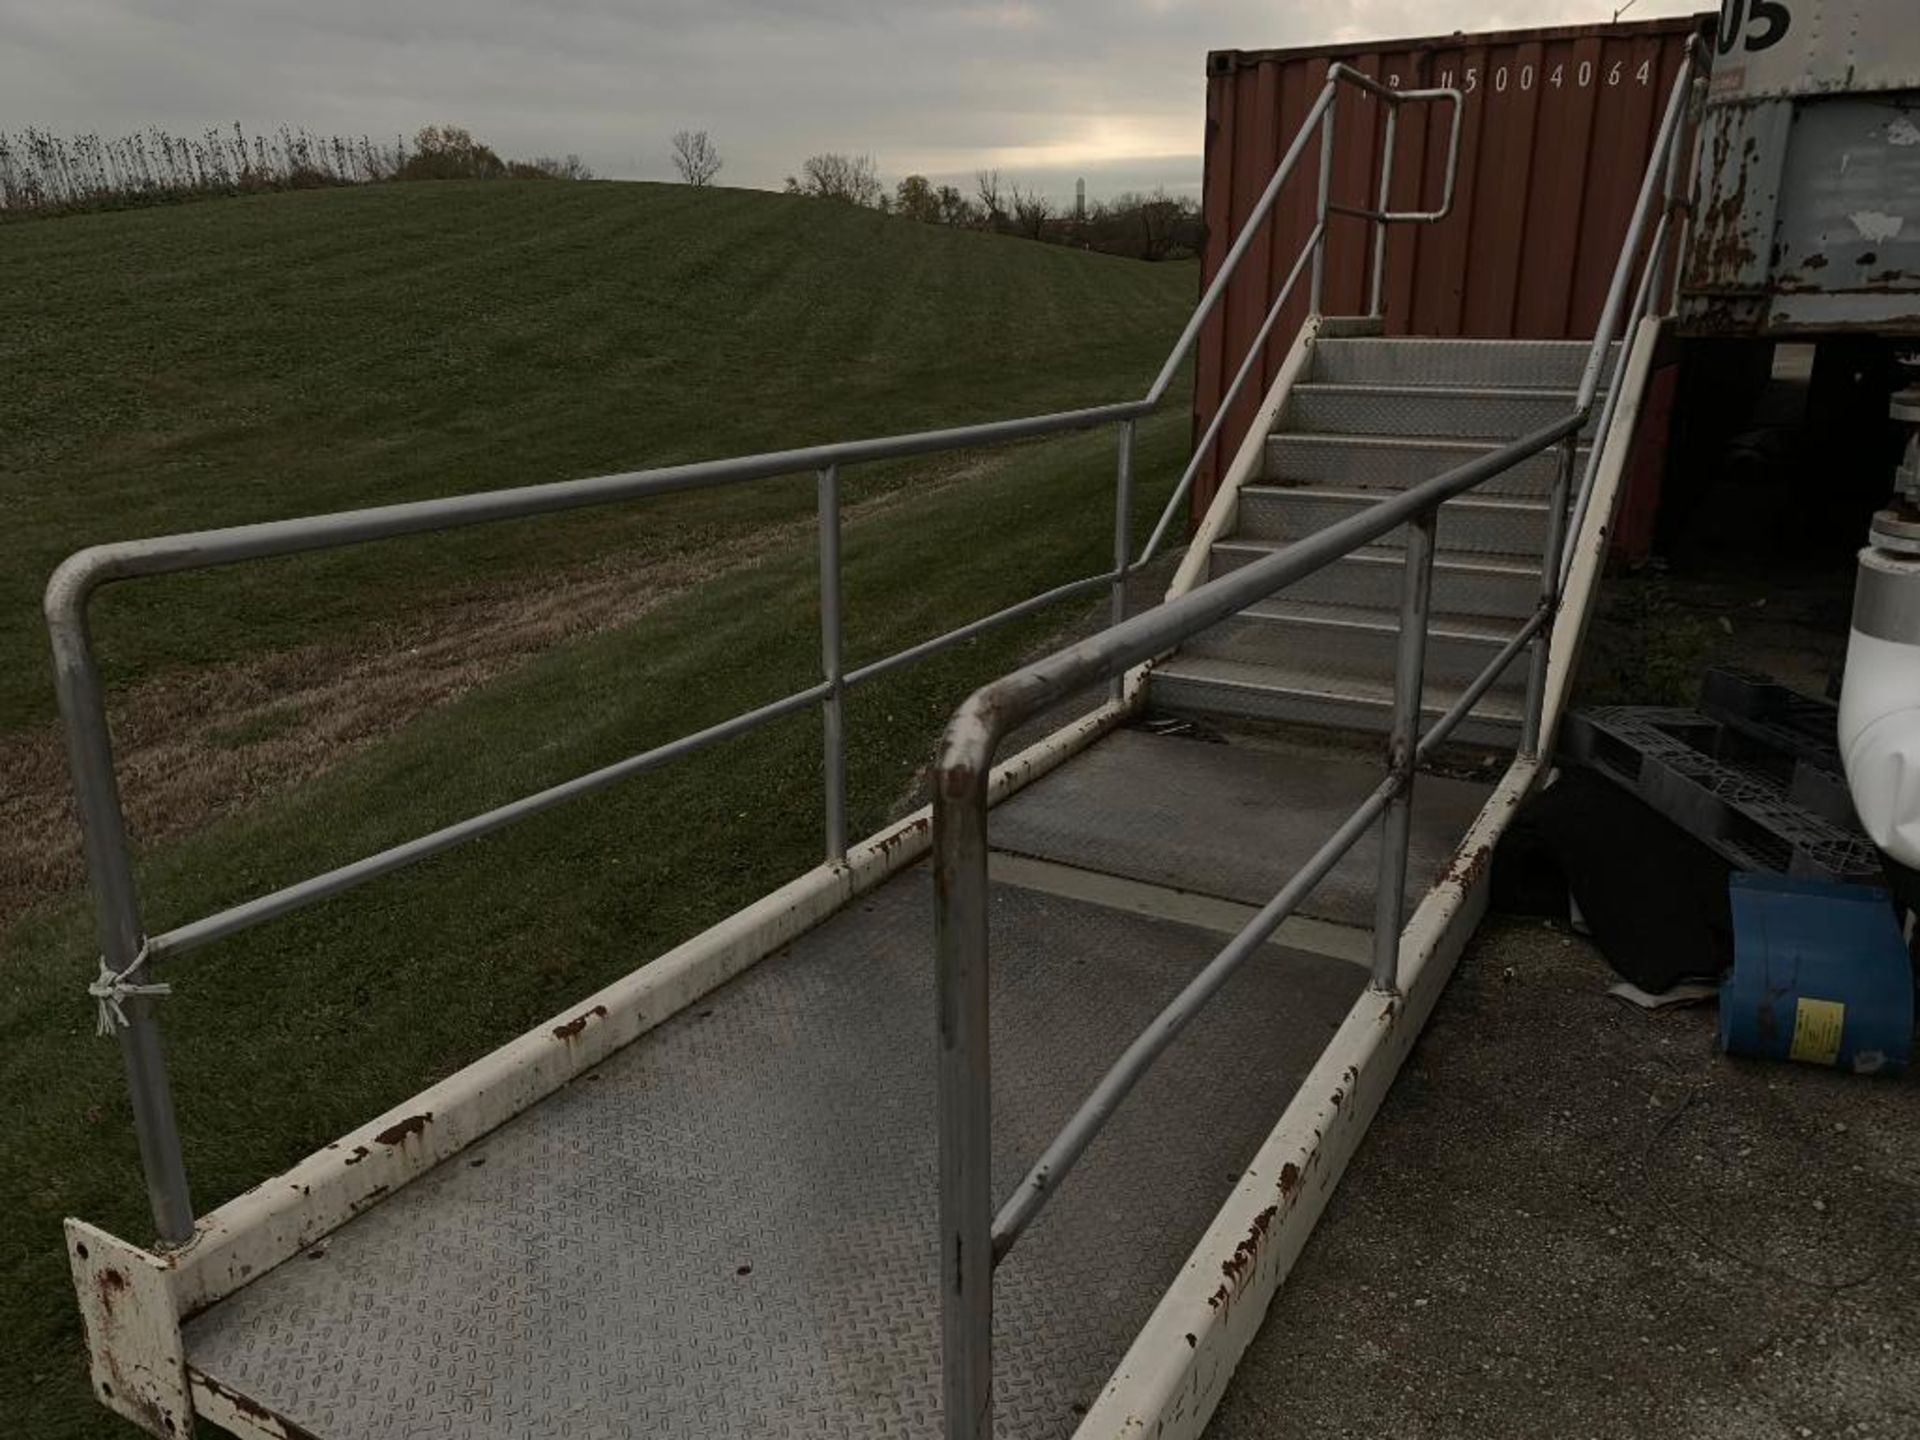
[0, 178, 1195, 731]
[0, 181, 1196, 1436]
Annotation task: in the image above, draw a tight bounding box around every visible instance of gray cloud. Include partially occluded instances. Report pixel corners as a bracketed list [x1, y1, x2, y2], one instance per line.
[0, 0, 1703, 200]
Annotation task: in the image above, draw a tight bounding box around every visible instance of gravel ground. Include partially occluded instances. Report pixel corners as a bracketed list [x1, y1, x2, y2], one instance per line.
[1209, 914, 1920, 1440]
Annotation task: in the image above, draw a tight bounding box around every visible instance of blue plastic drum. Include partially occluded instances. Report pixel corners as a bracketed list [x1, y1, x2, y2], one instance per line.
[1720, 873, 1915, 1075]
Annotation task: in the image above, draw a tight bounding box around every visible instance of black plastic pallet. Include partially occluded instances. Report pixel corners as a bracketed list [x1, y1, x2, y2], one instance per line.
[1697, 666, 1857, 828]
[1561, 704, 1881, 887]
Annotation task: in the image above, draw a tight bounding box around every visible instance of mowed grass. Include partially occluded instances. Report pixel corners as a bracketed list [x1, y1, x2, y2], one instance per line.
[0, 182, 1196, 1437]
[0, 178, 1195, 732]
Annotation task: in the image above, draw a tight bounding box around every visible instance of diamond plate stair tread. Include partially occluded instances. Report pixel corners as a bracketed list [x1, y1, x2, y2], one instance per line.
[1262, 436, 1586, 499]
[183, 866, 1362, 1440]
[1211, 537, 1539, 579]
[1235, 487, 1551, 558]
[1282, 383, 1598, 441]
[988, 728, 1490, 925]
[1150, 655, 1525, 720]
[1294, 381, 1580, 401]
[1244, 483, 1548, 513]
[1226, 597, 1516, 643]
[1307, 337, 1618, 389]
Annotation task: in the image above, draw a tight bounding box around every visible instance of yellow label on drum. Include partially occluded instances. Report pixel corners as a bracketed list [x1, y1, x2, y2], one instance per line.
[1789, 997, 1845, 1066]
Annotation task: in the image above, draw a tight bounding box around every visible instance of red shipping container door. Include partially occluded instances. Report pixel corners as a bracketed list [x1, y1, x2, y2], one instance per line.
[1192, 14, 1709, 519]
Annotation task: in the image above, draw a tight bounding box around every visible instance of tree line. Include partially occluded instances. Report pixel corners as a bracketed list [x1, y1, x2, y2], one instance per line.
[0, 123, 591, 220]
[3, 115, 1201, 263]
[668, 129, 1201, 263]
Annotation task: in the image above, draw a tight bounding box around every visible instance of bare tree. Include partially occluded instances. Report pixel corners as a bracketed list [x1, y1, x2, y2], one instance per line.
[669, 129, 723, 186]
[1008, 181, 1053, 241]
[789, 152, 883, 206]
[974, 167, 1004, 228]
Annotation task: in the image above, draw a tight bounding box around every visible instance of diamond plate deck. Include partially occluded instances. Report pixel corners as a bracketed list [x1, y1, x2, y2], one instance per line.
[183, 869, 1362, 1440]
[988, 728, 1491, 927]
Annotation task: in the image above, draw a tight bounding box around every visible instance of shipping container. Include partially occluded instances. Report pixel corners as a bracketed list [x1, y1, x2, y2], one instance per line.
[1192, 13, 1711, 516]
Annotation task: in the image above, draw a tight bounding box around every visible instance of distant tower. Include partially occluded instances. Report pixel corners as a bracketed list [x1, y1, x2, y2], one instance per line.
[1075, 177, 1086, 221]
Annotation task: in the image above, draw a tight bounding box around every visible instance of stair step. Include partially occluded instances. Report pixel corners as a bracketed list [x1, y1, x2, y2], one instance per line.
[1237, 485, 1551, 558]
[1264, 433, 1590, 498]
[1147, 654, 1523, 746]
[1186, 600, 1532, 695]
[1285, 383, 1598, 440]
[1309, 337, 1619, 390]
[1209, 538, 1541, 620]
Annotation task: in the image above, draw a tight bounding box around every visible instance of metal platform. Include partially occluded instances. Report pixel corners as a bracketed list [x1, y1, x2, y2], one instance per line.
[990, 729, 1491, 927]
[182, 862, 1364, 1439]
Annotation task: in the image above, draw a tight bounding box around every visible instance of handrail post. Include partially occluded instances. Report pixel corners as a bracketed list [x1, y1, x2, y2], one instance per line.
[817, 464, 847, 863]
[1310, 99, 1335, 313]
[1370, 105, 1398, 318]
[933, 714, 996, 1440]
[1522, 437, 1577, 756]
[1576, 47, 1698, 411]
[1371, 508, 1434, 991]
[1110, 420, 1136, 700]
[47, 592, 195, 1243]
[1671, 77, 1707, 308]
[1647, 71, 1696, 311]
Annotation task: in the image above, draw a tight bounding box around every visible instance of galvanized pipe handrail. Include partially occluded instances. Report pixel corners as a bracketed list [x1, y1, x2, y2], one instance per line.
[1561, 209, 1672, 576]
[931, 407, 1582, 1227]
[844, 566, 1124, 689]
[931, 418, 1580, 1440]
[140, 556, 1161, 963]
[1559, 43, 1704, 578]
[964, 34, 1706, 1266]
[144, 681, 834, 962]
[1136, 223, 1322, 564]
[933, 41, 1704, 1437]
[1143, 67, 1461, 407]
[989, 770, 1397, 1254]
[50, 59, 1466, 1248]
[1368, 103, 1399, 317]
[1142, 71, 1463, 563]
[43, 405, 1152, 605]
[1416, 607, 1547, 764]
[1573, 40, 1701, 412]
[42, 56, 1472, 983]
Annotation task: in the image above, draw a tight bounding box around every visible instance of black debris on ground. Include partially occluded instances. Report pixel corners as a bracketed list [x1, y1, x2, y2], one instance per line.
[1210, 915, 1920, 1440]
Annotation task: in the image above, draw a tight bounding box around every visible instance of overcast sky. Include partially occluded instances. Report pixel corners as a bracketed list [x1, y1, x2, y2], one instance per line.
[1, 0, 1704, 201]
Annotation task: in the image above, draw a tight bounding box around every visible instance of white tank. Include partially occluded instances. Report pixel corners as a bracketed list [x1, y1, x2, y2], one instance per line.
[1840, 383, 1920, 871]
[1840, 544, 1920, 870]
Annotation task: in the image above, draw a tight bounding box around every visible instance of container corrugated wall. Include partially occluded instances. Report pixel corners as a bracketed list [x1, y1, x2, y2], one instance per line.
[1193, 14, 1710, 514]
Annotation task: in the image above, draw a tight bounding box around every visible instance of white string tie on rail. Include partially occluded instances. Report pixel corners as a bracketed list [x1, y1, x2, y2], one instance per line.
[89, 941, 170, 1038]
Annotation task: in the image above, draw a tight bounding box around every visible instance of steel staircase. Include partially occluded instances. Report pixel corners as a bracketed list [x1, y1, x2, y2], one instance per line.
[1150, 332, 1618, 746]
[53, 45, 1708, 1440]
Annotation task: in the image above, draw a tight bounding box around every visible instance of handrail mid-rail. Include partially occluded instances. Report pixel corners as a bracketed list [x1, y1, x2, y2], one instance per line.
[929, 38, 1704, 1440]
[48, 64, 1465, 1246]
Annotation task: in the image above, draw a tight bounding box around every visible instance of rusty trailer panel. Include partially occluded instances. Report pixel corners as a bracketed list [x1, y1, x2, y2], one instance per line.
[1192, 15, 1708, 516]
[1680, 0, 1920, 338]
